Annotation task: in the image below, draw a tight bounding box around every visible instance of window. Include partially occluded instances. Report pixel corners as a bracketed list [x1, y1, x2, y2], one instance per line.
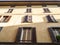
[48, 27, 60, 43]
[43, 8, 50, 13]
[7, 9, 13, 13]
[46, 15, 57, 23]
[26, 8, 31, 13]
[42, 5, 47, 7]
[57, 5, 60, 7]
[0, 27, 3, 32]
[15, 27, 36, 43]
[22, 15, 32, 23]
[0, 16, 11, 22]
[26, 5, 31, 13]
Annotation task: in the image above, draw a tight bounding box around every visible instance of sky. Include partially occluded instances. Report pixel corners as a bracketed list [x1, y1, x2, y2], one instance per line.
[0, 0, 59, 1]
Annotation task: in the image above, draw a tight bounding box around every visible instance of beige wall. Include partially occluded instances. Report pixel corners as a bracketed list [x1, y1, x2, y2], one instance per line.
[0, 5, 60, 43]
